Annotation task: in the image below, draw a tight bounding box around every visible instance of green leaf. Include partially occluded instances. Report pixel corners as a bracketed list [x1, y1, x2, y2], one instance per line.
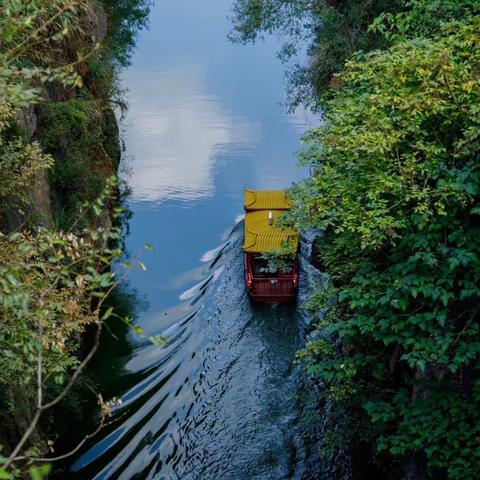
[29, 464, 51, 480]
[0, 469, 12, 480]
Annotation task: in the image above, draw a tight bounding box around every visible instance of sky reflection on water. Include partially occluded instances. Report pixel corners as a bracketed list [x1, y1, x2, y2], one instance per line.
[124, 63, 261, 203]
[121, 0, 315, 209]
[116, 0, 317, 319]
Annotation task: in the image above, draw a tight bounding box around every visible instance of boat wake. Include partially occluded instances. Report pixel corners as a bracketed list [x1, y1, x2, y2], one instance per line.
[70, 222, 324, 480]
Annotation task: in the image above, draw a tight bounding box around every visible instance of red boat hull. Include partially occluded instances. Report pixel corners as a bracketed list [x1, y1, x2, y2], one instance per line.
[244, 253, 298, 304]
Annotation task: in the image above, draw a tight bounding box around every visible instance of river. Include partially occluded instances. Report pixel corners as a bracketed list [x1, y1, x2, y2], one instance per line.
[67, 0, 319, 478]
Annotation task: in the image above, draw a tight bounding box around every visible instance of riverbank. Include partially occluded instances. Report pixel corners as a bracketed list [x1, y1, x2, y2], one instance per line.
[234, 1, 480, 478]
[285, 3, 480, 479]
[0, 1, 150, 475]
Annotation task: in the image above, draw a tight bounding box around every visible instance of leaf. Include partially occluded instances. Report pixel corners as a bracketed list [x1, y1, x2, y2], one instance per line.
[0, 469, 12, 480]
[148, 335, 167, 346]
[29, 464, 51, 480]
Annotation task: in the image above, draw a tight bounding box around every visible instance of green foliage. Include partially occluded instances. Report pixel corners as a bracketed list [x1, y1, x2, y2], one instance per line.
[40, 99, 98, 150]
[102, 0, 152, 66]
[0, 0, 148, 226]
[0, 0, 86, 106]
[229, 0, 312, 44]
[0, 104, 53, 206]
[0, 177, 125, 474]
[0, 0, 151, 474]
[292, 9, 480, 479]
[0, 219, 122, 389]
[230, 0, 406, 109]
[0, 0, 87, 218]
[29, 464, 50, 480]
[371, 0, 480, 40]
[0, 0, 144, 227]
[230, 0, 479, 109]
[366, 381, 480, 478]
[260, 247, 296, 273]
[37, 97, 117, 229]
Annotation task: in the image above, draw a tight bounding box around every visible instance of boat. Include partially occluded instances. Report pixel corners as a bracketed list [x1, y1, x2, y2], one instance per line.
[243, 188, 299, 303]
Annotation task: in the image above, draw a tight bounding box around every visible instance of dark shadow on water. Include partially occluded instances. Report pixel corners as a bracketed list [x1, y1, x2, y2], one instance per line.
[53, 284, 150, 478]
[56, 226, 319, 480]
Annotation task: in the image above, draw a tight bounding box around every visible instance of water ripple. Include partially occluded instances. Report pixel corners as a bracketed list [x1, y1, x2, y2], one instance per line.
[70, 224, 321, 479]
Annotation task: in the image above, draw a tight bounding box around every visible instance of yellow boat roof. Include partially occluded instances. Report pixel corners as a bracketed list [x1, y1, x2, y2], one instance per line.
[244, 188, 292, 211]
[243, 210, 299, 253]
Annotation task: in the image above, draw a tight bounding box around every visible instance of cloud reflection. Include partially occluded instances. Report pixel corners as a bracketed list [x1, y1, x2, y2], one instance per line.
[122, 63, 260, 203]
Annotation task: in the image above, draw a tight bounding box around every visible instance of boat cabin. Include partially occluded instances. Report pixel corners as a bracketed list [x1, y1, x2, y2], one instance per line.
[243, 189, 299, 303]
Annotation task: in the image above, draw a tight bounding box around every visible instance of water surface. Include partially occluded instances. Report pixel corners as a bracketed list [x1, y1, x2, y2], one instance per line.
[69, 0, 318, 478]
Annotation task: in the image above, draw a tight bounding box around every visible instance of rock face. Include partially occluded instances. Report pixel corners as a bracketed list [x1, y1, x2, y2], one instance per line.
[103, 107, 122, 169]
[2, 107, 55, 232]
[5, 1, 121, 234]
[30, 170, 54, 228]
[16, 107, 37, 139]
[90, 1, 108, 44]
[18, 102, 55, 228]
